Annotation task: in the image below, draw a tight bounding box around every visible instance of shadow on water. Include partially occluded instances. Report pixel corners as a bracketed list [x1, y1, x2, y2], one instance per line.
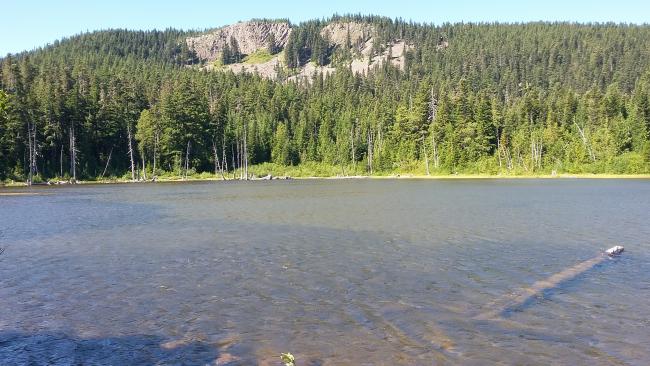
[0, 331, 223, 365]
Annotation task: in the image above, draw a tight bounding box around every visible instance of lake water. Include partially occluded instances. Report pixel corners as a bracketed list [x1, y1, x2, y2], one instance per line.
[1, 179, 649, 365]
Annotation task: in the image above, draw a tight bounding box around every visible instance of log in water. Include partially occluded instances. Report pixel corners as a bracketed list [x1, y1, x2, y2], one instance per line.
[475, 246, 624, 320]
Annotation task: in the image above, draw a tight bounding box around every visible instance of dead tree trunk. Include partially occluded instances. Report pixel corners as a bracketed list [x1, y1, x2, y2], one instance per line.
[498, 134, 513, 171]
[231, 142, 236, 179]
[213, 141, 225, 180]
[530, 134, 543, 171]
[575, 121, 596, 162]
[184, 140, 191, 180]
[141, 156, 147, 181]
[428, 88, 439, 169]
[100, 147, 113, 180]
[126, 124, 135, 182]
[70, 125, 77, 183]
[431, 133, 440, 169]
[237, 138, 244, 180]
[213, 142, 219, 176]
[502, 138, 513, 171]
[367, 128, 374, 175]
[27, 121, 34, 185]
[152, 131, 159, 179]
[497, 130, 503, 169]
[351, 121, 356, 172]
[243, 123, 249, 180]
[60, 145, 63, 178]
[423, 134, 430, 176]
[222, 134, 228, 178]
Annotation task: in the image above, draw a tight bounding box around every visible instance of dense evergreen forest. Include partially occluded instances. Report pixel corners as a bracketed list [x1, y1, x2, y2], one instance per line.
[2, 15, 650, 182]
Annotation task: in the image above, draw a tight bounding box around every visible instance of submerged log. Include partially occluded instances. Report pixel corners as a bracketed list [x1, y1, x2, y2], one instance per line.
[475, 246, 624, 320]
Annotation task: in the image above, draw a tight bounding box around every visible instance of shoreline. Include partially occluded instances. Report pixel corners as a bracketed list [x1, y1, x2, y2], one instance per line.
[2, 173, 650, 188]
[296, 173, 650, 180]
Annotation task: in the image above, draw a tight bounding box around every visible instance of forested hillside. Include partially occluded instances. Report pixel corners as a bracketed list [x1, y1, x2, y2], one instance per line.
[2, 15, 650, 182]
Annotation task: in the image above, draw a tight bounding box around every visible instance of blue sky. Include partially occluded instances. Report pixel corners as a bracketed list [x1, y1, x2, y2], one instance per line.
[3, 0, 648, 55]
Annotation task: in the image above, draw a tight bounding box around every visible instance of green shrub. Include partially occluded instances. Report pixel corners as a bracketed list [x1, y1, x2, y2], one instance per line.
[610, 152, 649, 174]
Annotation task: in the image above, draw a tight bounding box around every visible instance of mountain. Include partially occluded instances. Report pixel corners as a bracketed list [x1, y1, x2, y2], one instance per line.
[1, 15, 650, 182]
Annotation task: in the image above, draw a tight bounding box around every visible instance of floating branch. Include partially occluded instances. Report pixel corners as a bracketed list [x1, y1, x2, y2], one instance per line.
[475, 246, 624, 320]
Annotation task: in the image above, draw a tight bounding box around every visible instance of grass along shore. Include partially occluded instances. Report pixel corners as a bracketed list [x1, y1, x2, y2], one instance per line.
[2, 161, 650, 187]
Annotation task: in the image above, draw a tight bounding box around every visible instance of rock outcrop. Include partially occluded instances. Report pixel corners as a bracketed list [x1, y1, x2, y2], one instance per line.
[187, 21, 291, 61]
[188, 20, 417, 81]
[320, 22, 375, 47]
[224, 57, 282, 79]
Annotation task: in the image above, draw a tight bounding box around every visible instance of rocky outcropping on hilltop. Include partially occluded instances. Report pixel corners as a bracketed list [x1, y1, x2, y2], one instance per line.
[186, 20, 420, 81]
[186, 21, 291, 61]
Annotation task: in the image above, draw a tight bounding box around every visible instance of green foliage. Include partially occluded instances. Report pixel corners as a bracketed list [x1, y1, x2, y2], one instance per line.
[1, 18, 650, 181]
[267, 33, 280, 55]
[271, 123, 295, 165]
[0, 90, 17, 180]
[243, 49, 274, 64]
[221, 37, 242, 65]
[212, 59, 224, 68]
[135, 109, 157, 156]
[284, 20, 330, 68]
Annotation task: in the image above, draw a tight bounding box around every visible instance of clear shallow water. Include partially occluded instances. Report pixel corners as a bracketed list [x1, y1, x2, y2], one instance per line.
[0, 179, 649, 365]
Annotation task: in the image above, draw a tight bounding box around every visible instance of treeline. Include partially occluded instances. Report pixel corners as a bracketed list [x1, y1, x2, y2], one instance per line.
[1, 18, 650, 182]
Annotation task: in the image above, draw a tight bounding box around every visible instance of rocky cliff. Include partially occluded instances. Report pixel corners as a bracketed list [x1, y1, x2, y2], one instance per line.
[187, 20, 416, 81]
[186, 21, 291, 61]
[320, 21, 375, 46]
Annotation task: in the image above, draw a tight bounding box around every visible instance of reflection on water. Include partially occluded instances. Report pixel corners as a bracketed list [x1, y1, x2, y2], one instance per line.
[1, 179, 649, 365]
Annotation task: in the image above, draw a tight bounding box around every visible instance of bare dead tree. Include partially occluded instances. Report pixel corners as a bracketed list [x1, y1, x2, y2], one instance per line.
[152, 130, 159, 180]
[516, 147, 528, 172]
[367, 128, 374, 175]
[141, 156, 147, 181]
[100, 147, 113, 180]
[575, 120, 596, 162]
[497, 131, 513, 171]
[27, 121, 35, 185]
[222, 134, 228, 177]
[184, 140, 191, 180]
[376, 122, 383, 160]
[213, 141, 219, 176]
[126, 124, 135, 182]
[70, 125, 78, 183]
[351, 120, 357, 171]
[213, 141, 225, 180]
[428, 88, 440, 169]
[422, 133, 430, 176]
[496, 128, 503, 169]
[59, 145, 63, 178]
[237, 134, 244, 180]
[243, 121, 249, 180]
[231, 142, 236, 179]
[530, 133, 543, 171]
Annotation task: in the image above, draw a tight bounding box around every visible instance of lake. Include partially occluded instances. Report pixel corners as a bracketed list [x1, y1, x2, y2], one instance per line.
[1, 179, 649, 365]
